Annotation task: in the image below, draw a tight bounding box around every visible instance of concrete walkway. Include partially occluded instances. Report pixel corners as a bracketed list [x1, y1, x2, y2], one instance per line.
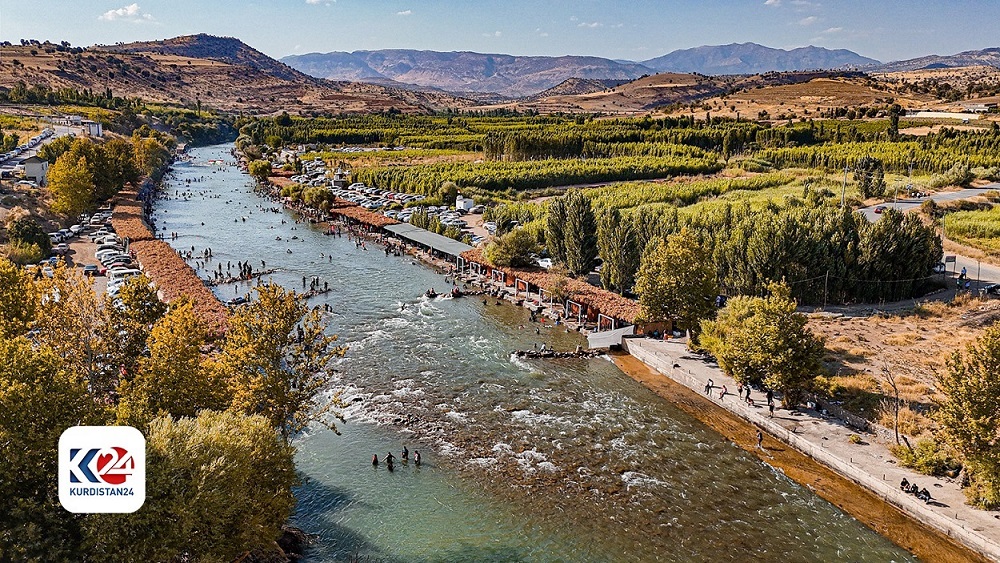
[625, 337, 1000, 562]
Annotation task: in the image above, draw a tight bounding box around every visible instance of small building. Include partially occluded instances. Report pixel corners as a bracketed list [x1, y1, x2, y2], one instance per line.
[65, 115, 83, 126]
[965, 103, 997, 113]
[82, 120, 103, 137]
[22, 155, 48, 186]
[455, 194, 474, 211]
[331, 168, 350, 188]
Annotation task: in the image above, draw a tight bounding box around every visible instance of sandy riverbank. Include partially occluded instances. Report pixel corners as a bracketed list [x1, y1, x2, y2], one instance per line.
[610, 351, 988, 563]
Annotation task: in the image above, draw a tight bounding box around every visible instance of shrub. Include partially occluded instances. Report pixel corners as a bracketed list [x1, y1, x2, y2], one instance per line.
[891, 438, 960, 476]
[4, 241, 45, 265]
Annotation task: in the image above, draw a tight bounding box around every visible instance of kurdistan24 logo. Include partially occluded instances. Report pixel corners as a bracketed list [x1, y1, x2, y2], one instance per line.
[59, 426, 146, 513]
[68, 446, 135, 486]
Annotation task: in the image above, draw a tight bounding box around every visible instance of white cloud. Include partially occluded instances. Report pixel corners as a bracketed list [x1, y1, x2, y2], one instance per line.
[482, 30, 502, 37]
[99, 3, 154, 22]
[578, 21, 602, 28]
[822, 26, 843, 34]
[764, 0, 781, 6]
[396, 9, 412, 16]
[798, 15, 818, 25]
[306, 0, 335, 5]
[569, 15, 579, 22]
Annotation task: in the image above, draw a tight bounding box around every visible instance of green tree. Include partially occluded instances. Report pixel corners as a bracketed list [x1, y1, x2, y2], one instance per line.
[37, 135, 73, 163]
[699, 283, 824, 406]
[102, 137, 140, 192]
[0, 337, 100, 561]
[545, 196, 568, 266]
[6, 216, 51, 256]
[33, 264, 108, 386]
[597, 207, 639, 294]
[96, 275, 167, 399]
[855, 156, 886, 199]
[484, 227, 540, 268]
[439, 181, 459, 205]
[248, 159, 272, 184]
[83, 411, 296, 562]
[560, 189, 598, 276]
[937, 324, 1000, 509]
[0, 257, 38, 339]
[634, 229, 718, 335]
[47, 154, 95, 216]
[217, 283, 346, 440]
[118, 299, 223, 426]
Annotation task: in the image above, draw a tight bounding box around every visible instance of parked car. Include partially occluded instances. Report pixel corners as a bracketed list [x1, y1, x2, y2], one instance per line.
[874, 206, 886, 214]
[69, 224, 85, 235]
[82, 264, 100, 277]
[52, 243, 70, 256]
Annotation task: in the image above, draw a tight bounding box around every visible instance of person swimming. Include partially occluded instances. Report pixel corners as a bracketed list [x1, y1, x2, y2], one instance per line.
[371, 454, 378, 467]
[402, 446, 409, 461]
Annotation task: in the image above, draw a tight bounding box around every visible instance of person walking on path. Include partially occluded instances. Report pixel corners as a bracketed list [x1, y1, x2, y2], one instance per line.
[756, 430, 764, 450]
[719, 385, 727, 400]
[769, 403, 775, 418]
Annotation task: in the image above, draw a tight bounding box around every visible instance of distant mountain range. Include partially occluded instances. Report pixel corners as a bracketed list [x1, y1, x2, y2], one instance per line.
[640, 43, 879, 75]
[876, 47, 1000, 72]
[282, 43, 883, 97]
[281, 50, 651, 98]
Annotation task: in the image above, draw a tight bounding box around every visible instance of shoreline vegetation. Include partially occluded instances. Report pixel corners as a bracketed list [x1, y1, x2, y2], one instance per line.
[610, 352, 988, 563]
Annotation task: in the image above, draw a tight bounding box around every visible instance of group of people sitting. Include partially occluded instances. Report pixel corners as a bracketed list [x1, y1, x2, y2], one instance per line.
[900, 478, 933, 503]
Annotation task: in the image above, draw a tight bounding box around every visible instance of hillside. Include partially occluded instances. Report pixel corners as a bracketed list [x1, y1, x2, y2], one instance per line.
[642, 43, 879, 75]
[0, 36, 468, 114]
[282, 50, 652, 97]
[877, 47, 1000, 72]
[526, 78, 630, 100]
[484, 71, 880, 115]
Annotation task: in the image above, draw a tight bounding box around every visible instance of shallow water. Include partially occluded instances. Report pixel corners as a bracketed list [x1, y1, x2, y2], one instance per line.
[155, 145, 916, 562]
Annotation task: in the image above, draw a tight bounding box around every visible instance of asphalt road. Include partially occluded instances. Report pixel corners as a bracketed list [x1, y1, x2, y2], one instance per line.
[857, 183, 1000, 290]
[856, 183, 1000, 222]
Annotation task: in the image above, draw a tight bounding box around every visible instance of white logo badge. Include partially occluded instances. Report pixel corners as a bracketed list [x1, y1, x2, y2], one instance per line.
[58, 426, 146, 513]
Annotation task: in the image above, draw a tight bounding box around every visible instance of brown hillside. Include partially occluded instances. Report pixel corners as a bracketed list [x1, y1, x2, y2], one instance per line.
[0, 38, 469, 114]
[661, 77, 936, 120]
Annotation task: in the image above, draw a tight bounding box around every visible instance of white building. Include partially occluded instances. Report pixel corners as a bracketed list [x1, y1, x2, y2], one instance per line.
[22, 155, 48, 186]
[455, 194, 474, 211]
[82, 120, 103, 137]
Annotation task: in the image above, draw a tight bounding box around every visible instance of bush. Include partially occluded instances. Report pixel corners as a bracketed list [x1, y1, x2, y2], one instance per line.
[891, 438, 960, 476]
[929, 163, 973, 188]
[848, 434, 863, 444]
[4, 241, 45, 265]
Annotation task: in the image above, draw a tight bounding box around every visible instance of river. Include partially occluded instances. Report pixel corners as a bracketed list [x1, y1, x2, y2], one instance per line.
[154, 144, 915, 562]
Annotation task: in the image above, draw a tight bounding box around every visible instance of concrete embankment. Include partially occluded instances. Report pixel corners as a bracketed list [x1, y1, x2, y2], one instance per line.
[615, 340, 996, 563]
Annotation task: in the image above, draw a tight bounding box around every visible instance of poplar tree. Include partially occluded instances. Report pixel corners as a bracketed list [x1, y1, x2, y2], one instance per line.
[597, 207, 639, 294]
[561, 189, 598, 276]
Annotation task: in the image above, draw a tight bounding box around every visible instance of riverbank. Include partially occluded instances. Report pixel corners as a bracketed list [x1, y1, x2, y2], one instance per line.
[613, 342, 995, 563]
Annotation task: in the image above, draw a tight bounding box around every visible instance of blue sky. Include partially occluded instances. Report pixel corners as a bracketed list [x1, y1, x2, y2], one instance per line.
[2, 0, 998, 63]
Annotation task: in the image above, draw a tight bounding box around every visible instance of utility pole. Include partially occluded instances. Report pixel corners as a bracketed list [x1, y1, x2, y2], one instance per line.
[841, 166, 848, 209]
[978, 260, 981, 294]
[823, 270, 829, 309]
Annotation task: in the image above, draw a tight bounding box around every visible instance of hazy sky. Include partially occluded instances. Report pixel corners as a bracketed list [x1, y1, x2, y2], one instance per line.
[3, 0, 998, 63]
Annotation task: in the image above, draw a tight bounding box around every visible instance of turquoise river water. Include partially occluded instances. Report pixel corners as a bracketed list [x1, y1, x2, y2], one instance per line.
[153, 145, 915, 562]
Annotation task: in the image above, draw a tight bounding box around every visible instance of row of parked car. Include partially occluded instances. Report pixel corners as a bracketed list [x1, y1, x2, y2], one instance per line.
[1, 128, 54, 164]
[336, 183, 429, 210]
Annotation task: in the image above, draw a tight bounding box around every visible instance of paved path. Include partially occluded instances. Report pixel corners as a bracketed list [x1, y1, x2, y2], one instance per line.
[625, 337, 1000, 562]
